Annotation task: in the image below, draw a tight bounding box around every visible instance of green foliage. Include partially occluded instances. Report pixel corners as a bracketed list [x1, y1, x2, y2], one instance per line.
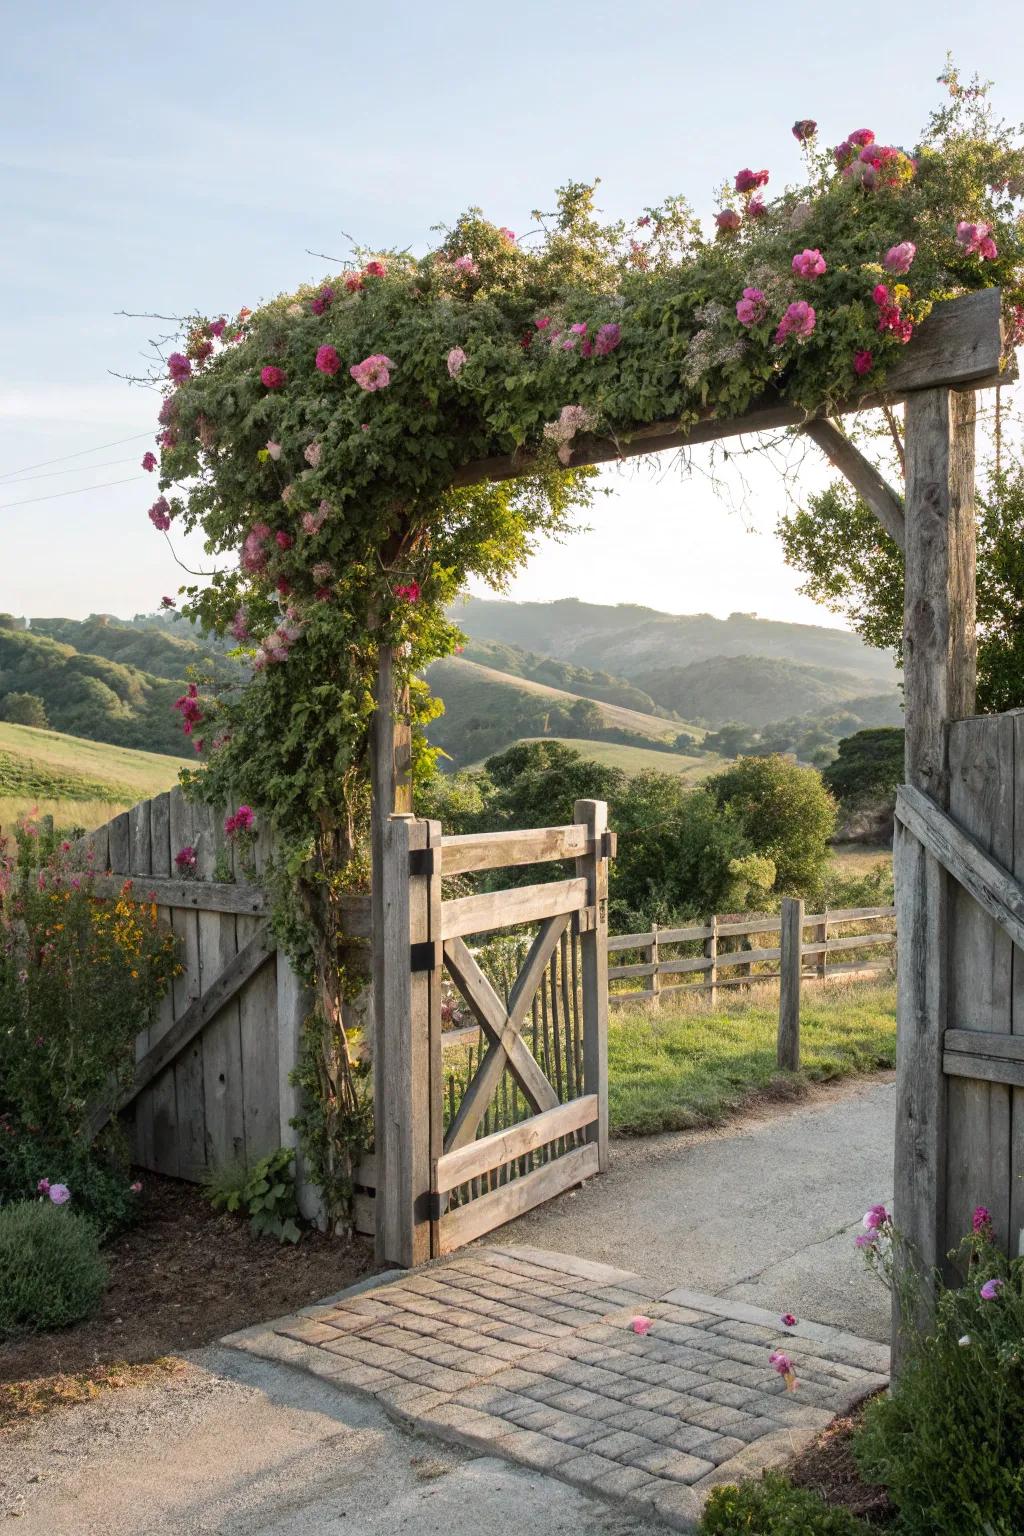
[855, 1223, 1024, 1535]
[0, 831, 179, 1153]
[0, 691, 48, 728]
[823, 727, 905, 808]
[0, 1201, 108, 1335]
[709, 755, 838, 898]
[780, 466, 1024, 714]
[701, 1471, 869, 1534]
[289, 1008, 374, 1236]
[204, 1147, 303, 1243]
[0, 1135, 141, 1241]
[459, 638, 673, 717]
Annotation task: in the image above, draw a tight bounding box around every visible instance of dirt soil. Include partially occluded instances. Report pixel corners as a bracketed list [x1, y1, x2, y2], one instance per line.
[787, 1392, 895, 1524]
[1, 1173, 375, 1396]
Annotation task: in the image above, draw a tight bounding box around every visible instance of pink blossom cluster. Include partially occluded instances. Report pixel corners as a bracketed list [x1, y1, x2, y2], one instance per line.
[225, 805, 255, 837]
[304, 441, 322, 469]
[394, 581, 421, 603]
[715, 209, 742, 236]
[173, 683, 204, 736]
[142, 451, 157, 472]
[774, 300, 816, 345]
[543, 403, 598, 464]
[167, 352, 192, 383]
[447, 346, 467, 378]
[791, 248, 826, 278]
[310, 284, 335, 315]
[453, 254, 478, 277]
[873, 283, 914, 344]
[148, 497, 172, 531]
[303, 502, 330, 536]
[956, 220, 998, 260]
[37, 1179, 71, 1205]
[230, 608, 250, 641]
[316, 345, 340, 376]
[261, 364, 286, 389]
[735, 167, 769, 195]
[884, 241, 916, 275]
[735, 287, 767, 327]
[174, 845, 198, 875]
[350, 353, 394, 391]
[254, 618, 303, 669]
[792, 119, 817, 142]
[241, 521, 272, 573]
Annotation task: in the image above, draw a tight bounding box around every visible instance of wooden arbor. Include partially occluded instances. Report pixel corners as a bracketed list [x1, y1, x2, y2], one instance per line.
[371, 291, 1013, 1319]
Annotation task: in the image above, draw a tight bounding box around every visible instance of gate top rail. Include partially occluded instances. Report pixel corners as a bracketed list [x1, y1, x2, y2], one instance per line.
[439, 824, 589, 875]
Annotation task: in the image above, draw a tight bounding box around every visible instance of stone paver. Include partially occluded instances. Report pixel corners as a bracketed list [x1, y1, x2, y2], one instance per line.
[225, 1245, 889, 1532]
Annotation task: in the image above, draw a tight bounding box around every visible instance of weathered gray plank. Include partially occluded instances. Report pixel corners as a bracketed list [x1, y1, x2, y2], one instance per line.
[896, 785, 1024, 953]
[87, 924, 274, 1136]
[575, 800, 609, 1171]
[945, 715, 1014, 1252]
[108, 811, 130, 875]
[373, 814, 418, 1266]
[440, 824, 588, 875]
[440, 877, 588, 941]
[436, 1095, 599, 1192]
[83, 872, 269, 914]
[234, 805, 280, 1165]
[1013, 712, 1024, 1259]
[777, 898, 803, 1071]
[437, 1142, 600, 1253]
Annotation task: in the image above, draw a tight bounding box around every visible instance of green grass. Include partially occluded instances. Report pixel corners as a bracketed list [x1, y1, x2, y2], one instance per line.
[0, 722, 190, 831]
[469, 736, 725, 781]
[608, 979, 896, 1136]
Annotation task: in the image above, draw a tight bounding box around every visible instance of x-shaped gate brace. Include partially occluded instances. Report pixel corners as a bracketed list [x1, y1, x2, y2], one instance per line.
[441, 913, 572, 1153]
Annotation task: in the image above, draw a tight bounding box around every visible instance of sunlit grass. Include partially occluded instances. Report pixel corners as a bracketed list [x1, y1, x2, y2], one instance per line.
[608, 978, 896, 1136]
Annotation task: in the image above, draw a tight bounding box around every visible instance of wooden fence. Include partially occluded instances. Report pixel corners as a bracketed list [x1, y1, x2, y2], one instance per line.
[74, 788, 318, 1217]
[607, 903, 897, 1008]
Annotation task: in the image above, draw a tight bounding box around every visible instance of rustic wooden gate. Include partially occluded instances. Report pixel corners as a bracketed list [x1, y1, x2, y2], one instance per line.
[76, 787, 315, 1212]
[372, 799, 612, 1266]
[894, 710, 1024, 1275]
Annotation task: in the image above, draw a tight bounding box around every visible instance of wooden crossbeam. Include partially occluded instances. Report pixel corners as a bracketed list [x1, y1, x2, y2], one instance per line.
[802, 419, 906, 549]
[442, 920, 566, 1151]
[87, 923, 275, 1137]
[435, 1095, 599, 1192]
[440, 877, 588, 940]
[451, 291, 1005, 490]
[895, 783, 1024, 952]
[85, 872, 270, 916]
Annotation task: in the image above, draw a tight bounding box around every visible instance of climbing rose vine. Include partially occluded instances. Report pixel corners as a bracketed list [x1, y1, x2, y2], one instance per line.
[145, 74, 1022, 1207]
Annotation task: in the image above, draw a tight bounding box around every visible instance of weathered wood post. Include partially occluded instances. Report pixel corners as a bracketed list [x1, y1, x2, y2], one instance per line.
[778, 897, 804, 1070]
[894, 387, 977, 1341]
[815, 911, 829, 982]
[649, 922, 661, 1009]
[704, 915, 719, 1007]
[575, 799, 610, 1171]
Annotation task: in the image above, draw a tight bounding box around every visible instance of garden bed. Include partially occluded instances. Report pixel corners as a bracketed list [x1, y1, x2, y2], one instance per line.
[0, 1173, 375, 1430]
[787, 1392, 895, 1525]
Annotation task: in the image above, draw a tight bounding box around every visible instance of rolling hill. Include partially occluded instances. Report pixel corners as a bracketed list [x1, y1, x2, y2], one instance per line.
[425, 656, 704, 768]
[469, 737, 724, 780]
[632, 655, 886, 729]
[451, 597, 900, 693]
[0, 721, 191, 831]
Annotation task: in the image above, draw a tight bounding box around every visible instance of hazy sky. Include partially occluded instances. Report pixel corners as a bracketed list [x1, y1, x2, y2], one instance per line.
[2, 1, 1021, 625]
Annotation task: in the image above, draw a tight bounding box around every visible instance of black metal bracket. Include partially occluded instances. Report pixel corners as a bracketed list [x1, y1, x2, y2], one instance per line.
[409, 846, 438, 877]
[427, 1191, 448, 1221]
[410, 939, 442, 973]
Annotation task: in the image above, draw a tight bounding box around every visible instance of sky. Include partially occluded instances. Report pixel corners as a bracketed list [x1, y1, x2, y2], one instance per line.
[2, 0, 1022, 626]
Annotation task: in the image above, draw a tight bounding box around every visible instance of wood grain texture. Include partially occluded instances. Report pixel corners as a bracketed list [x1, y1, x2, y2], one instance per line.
[441, 877, 588, 940]
[437, 1142, 600, 1253]
[575, 799, 609, 1170]
[373, 813, 416, 1266]
[803, 420, 905, 549]
[778, 898, 804, 1071]
[1013, 713, 1024, 1258]
[440, 824, 588, 874]
[436, 1095, 598, 1191]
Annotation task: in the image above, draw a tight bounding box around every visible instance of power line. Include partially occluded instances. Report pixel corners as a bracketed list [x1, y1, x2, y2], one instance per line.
[0, 475, 144, 511]
[0, 431, 153, 483]
[0, 455, 140, 485]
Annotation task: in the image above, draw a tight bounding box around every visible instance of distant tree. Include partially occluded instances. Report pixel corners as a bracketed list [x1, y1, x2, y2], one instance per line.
[709, 754, 837, 896]
[673, 731, 699, 752]
[823, 727, 905, 809]
[0, 691, 49, 728]
[483, 740, 623, 828]
[704, 723, 761, 758]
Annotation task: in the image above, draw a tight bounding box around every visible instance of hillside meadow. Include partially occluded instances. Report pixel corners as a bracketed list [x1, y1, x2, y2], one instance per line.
[0, 721, 189, 831]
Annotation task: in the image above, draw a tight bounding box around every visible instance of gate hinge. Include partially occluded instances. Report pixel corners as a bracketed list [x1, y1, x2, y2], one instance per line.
[427, 1191, 448, 1221]
[409, 846, 438, 877]
[601, 830, 617, 860]
[410, 938, 443, 972]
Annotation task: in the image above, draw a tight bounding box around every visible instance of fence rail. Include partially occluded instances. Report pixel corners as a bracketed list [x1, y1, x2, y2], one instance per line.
[608, 904, 896, 1008]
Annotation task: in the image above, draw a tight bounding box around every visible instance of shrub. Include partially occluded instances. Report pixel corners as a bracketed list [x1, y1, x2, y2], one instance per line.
[0, 822, 179, 1148]
[0, 1132, 142, 1240]
[0, 1201, 108, 1334]
[701, 1472, 869, 1533]
[855, 1218, 1024, 1535]
[204, 1147, 302, 1242]
[709, 754, 838, 898]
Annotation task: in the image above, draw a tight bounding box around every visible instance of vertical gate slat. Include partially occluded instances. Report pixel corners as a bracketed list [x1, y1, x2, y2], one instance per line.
[946, 716, 1015, 1252]
[235, 814, 279, 1162]
[196, 805, 244, 1172]
[161, 788, 199, 1178]
[1012, 715, 1024, 1257]
[134, 791, 171, 1169]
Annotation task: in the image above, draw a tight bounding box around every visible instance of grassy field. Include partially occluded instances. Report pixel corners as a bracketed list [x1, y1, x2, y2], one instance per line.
[607, 978, 896, 1136]
[0, 722, 190, 832]
[470, 736, 725, 781]
[830, 842, 893, 878]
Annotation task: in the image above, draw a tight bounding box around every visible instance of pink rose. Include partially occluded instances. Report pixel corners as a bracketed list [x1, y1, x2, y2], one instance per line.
[49, 1183, 71, 1205]
[792, 120, 817, 142]
[148, 497, 172, 532]
[260, 365, 286, 389]
[316, 345, 341, 376]
[142, 451, 157, 472]
[715, 209, 742, 235]
[167, 352, 191, 383]
[447, 346, 467, 378]
[774, 300, 816, 344]
[853, 349, 873, 376]
[363, 259, 387, 278]
[630, 1316, 653, 1335]
[498, 227, 516, 242]
[735, 168, 769, 195]
[350, 354, 394, 391]
[453, 254, 478, 276]
[884, 241, 916, 275]
[736, 287, 767, 326]
[791, 248, 826, 278]
[747, 196, 767, 220]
